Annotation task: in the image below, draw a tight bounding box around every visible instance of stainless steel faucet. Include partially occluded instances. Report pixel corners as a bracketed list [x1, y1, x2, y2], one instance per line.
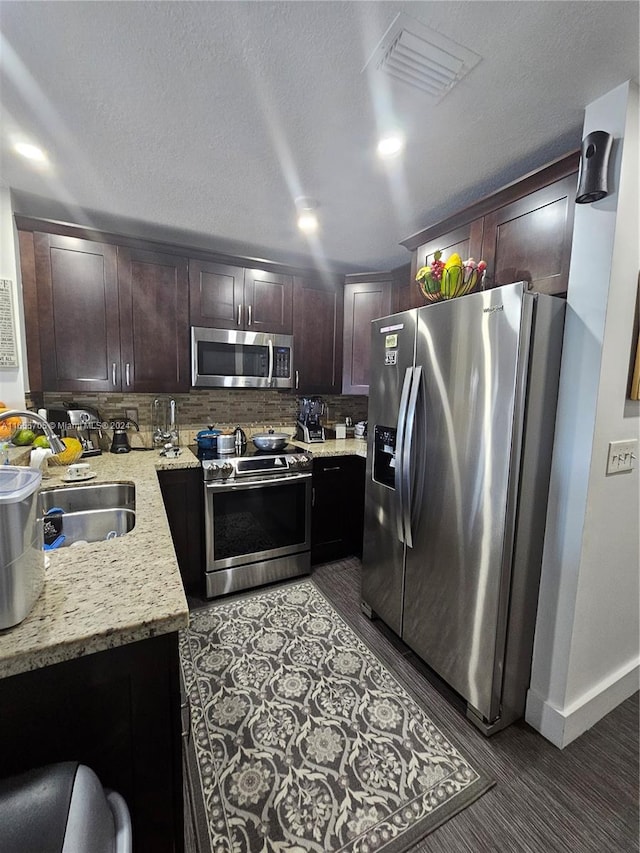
[0, 410, 66, 455]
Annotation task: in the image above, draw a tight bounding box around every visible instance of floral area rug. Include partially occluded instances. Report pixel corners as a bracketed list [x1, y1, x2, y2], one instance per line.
[179, 580, 493, 853]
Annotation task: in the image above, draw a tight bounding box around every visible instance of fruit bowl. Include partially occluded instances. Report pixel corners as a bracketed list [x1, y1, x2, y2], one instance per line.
[418, 265, 485, 302]
[47, 437, 84, 465]
[416, 252, 486, 303]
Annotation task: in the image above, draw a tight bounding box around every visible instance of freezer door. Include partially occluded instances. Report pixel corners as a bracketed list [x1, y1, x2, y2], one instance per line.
[402, 283, 532, 723]
[361, 310, 417, 636]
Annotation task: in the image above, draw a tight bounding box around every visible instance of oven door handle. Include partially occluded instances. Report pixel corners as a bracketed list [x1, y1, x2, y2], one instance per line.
[206, 473, 312, 492]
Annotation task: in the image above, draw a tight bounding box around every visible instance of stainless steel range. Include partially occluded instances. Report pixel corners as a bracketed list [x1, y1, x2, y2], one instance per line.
[198, 444, 312, 598]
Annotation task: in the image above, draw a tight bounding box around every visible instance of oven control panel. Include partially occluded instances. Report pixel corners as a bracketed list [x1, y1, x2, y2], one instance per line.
[204, 462, 234, 480]
[202, 453, 311, 481]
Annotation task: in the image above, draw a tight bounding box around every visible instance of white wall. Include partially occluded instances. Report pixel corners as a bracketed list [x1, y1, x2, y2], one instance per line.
[0, 187, 28, 408]
[527, 81, 640, 748]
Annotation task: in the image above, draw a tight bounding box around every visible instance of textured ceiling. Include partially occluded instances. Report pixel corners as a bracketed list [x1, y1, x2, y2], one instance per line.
[1, 1, 638, 272]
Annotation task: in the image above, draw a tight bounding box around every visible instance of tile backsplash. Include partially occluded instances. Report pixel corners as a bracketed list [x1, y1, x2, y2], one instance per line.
[27, 389, 368, 447]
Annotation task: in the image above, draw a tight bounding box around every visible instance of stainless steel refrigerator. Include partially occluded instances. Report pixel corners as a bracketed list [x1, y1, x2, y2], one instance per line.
[361, 282, 565, 735]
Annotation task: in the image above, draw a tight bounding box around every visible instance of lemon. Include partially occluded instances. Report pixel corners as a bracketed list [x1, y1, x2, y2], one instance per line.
[49, 437, 83, 465]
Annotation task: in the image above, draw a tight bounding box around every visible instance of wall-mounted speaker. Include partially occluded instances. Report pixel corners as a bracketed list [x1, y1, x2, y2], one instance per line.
[575, 130, 614, 204]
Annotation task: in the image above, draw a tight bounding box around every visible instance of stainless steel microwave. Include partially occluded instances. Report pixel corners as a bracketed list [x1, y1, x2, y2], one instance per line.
[191, 327, 294, 389]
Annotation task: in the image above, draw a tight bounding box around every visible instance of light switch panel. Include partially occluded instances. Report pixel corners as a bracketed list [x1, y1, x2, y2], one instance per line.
[606, 439, 638, 474]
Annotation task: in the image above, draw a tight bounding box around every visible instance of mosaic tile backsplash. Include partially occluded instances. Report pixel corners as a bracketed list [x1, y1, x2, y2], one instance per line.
[28, 390, 369, 448]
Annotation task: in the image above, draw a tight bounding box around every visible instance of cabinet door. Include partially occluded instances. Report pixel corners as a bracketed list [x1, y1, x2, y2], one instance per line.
[342, 278, 393, 395]
[118, 248, 190, 392]
[311, 456, 365, 564]
[292, 274, 343, 394]
[244, 268, 293, 334]
[391, 264, 415, 314]
[158, 467, 204, 597]
[0, 634, 183, 853]
[188, 259, 244, 329]
[481, 174, 577, 295]
[33, 233, 121, 392]
[411, 221, 484, 307]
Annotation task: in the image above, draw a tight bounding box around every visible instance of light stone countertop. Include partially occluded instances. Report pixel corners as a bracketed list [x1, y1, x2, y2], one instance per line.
[290, 437, 368, 458]
[0, 448, 198, 680]
[0, 438, 367, 681]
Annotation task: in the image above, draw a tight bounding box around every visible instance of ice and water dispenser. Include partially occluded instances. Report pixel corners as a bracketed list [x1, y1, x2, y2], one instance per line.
[372, 426, 397, 488]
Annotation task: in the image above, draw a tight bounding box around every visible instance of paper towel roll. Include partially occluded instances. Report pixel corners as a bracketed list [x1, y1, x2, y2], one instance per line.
[30, 447, 53, 471]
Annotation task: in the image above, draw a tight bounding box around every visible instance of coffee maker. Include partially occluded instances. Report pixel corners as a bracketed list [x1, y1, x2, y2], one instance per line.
[45, 403, 103, 457]
[296, 396, 325, 443]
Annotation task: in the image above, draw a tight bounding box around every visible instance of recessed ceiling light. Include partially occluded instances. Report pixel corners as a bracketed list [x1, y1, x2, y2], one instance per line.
[14, 142, 48, 163]
[295, 197, 319, 235]
[297, 211, 319, 235]
[377, 134, 404, 159]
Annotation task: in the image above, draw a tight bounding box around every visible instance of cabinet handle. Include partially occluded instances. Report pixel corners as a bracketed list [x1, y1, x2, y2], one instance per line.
[125, 363, 131, 387]
[323, 466, 341, 472]
[237, 304, 242, 326]
[112, 362, 117, 386]
[247, 304, 252, 326]
[295, 370, 299, 390]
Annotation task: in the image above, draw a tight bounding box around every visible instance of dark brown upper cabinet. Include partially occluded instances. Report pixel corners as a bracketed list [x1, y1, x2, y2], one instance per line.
[292, 273, 344, 395]
[117, 247, 190, 392]
[21, 231, 189, 393]
[480, 174, 577, 295]
[402, 151, 580, 304]
[342, 274, 393, 395]
[31, 232, 121, 392]
[189, 259, 293, 335]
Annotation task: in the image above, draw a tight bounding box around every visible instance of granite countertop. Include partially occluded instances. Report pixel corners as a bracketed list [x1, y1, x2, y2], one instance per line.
[290, 437, 368, 458]
[0, 437, 367, 681]
[0, 448, 198, 680]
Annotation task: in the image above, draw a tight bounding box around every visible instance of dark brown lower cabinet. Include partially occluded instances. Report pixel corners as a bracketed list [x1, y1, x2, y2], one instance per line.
[311, 456, 365, 565]
[158, 468, 204, 597]
[0, 633, 184, 853]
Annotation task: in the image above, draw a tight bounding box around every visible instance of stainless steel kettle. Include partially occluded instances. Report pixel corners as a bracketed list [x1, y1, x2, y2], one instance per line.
[233, 426, 247, 452]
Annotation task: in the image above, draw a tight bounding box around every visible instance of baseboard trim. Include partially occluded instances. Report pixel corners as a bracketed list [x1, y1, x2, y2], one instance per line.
[525, 658, 640, 748]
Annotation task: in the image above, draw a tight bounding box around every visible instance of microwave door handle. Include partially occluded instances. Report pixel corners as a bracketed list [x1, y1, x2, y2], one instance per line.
[402, 366, 421, 548]
[267, 339, 274, 386]
[395, 366, 413, 545]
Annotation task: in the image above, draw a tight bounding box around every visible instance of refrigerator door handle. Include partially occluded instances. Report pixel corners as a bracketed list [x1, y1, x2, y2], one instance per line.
[395, 366, 413, 544]
[402, 366, 422, 548]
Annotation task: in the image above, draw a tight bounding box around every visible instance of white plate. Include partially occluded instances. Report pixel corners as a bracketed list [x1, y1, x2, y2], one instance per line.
[61, 472, 98, 483]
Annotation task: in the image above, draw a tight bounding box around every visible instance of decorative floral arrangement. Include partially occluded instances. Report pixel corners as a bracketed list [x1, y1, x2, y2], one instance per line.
[416, 251, 487, 302]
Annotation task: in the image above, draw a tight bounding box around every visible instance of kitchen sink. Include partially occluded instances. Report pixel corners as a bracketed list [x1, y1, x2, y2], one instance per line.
[38, 482, 136, 547]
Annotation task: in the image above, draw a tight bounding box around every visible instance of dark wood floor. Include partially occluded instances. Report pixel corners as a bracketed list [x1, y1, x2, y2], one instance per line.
[185, 558, 639, 853]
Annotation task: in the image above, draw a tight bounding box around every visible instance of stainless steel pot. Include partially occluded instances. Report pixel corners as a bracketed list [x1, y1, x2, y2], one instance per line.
[252, 431, 290, 452]
[217, 434, 237, 454]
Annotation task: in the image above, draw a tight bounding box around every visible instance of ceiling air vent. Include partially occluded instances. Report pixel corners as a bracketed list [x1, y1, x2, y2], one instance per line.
[364, 13, 482, 102]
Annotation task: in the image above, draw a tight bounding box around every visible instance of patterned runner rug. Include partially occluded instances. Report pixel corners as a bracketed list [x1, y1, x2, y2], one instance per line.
[180, 580, 493, 853]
